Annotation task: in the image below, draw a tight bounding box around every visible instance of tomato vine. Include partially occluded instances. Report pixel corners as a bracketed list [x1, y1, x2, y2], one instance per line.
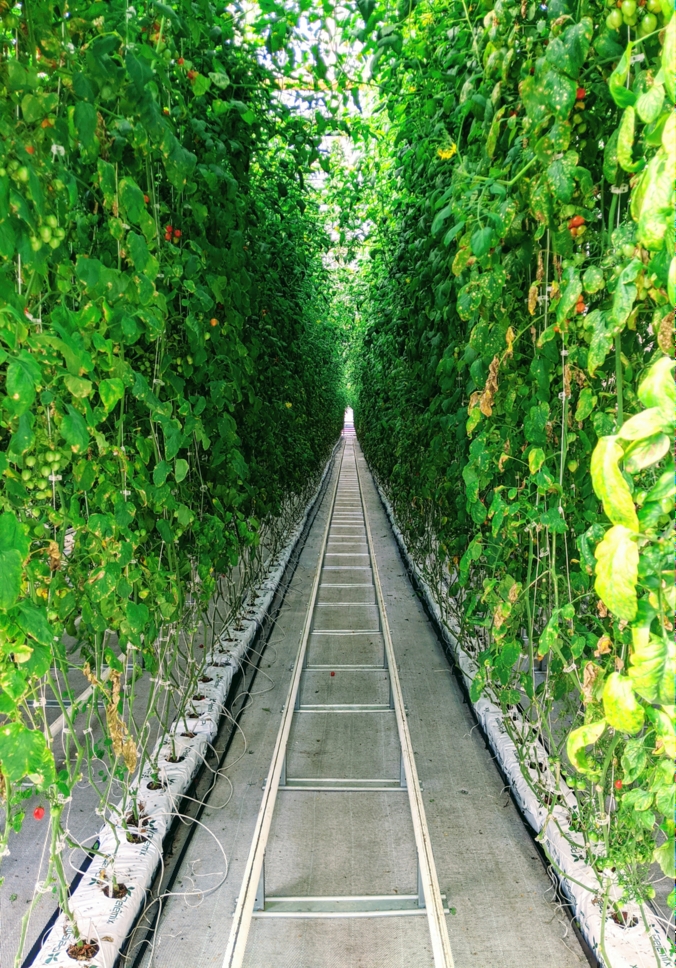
[0, 0, 345, 937]
[348, 0, 675, 946]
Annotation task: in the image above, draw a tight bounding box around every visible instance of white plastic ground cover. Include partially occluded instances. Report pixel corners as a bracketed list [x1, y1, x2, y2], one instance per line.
[31, 446, 338, 968]
[374, 478, 674, 968]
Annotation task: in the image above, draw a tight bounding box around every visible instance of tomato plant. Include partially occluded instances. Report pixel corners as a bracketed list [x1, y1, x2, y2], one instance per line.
[0, 0, 345, 946]
[348, 0, 675, 948]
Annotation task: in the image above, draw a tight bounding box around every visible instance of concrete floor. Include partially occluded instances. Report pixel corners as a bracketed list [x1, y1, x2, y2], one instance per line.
[134, 441, 585, 968]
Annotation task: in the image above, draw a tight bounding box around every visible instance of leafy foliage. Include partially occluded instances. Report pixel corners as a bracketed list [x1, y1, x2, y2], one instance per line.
[349, 0, 675, 927]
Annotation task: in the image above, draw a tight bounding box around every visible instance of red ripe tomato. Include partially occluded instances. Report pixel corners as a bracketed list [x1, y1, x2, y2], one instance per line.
[177, 57, 185, 66]
[576, 87, 586, 100]
[144, 194, 150, 204]
[614, 780, 623, 790]
[576, 299, 586, 313]
[568, 215, 585, 229]
[330, 671, 335, 677]
[173, 229, 182, 238]
[187, 70, 197, 81]
[209, 318, 219, 327]
[34, 806, 45, 820]
[25, 145, 35, 155]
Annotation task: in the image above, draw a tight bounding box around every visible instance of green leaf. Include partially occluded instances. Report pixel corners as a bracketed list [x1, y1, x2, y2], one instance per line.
[6, 351, 41, 415]
[0, 512, 28, 610]
[544, 18, 593, 78]
[443, 222, 465, 246]
[174, 458, 189, 483]
[582, 266, 605, 294]
[594, 525, 638, 620]
[99, 378, 125, 412]
[587, 310, 613, 376]
[0, 721, 55, 786]
[192, 73, 212, 97]
[628, 635, 675, 704]
[567, 719, 606, 774]
[127, 231, 150, 270]
[61, 405, 89, 454]
[617, 107, 642, 172]
[602, 672, 644, 733]
[633, 147, 673, 251]
[609, 259, 641, 331]
[637, 355, 676, 411]
[609, 44, 636, 109]
[590, 437, 638, 530]
[8, 412, 35, 456]
[636, 82, 665, 124]
[125, 600, 149, 633]
[153, 461, 171, 486]
[14, 601, 53, 646]
[603, 127, 619, 184]
[575, 387, 596, 422]
[621, 738, 647, 783]
[74, 100, 97, 147]
[542, 69, 576, 120]
[547, 151, 577, 202]
[208, 71, 230, 89]
[21, 92, 58, 124]
[471, 226, 494, 257]
[119, 177, 146, 224]
[431, 205, 452, 235]
[556, 270, 582, 324]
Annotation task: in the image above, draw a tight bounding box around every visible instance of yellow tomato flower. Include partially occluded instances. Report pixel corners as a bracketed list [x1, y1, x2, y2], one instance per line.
[437, 144, 457, 160]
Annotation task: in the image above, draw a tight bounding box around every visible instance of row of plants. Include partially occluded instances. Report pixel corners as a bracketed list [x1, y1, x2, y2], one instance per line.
[0, 0, 345, 953]
[348, 0, 674, 958]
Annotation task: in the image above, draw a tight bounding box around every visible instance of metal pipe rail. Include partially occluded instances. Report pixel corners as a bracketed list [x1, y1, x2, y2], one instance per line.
[222, 441, 454, 968]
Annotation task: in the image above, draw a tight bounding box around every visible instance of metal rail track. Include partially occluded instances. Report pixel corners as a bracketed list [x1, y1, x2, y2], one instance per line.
[222, 440, 454, 968]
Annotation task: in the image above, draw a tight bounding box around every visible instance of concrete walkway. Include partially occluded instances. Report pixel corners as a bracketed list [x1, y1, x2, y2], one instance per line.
[137, 440, 586, 968]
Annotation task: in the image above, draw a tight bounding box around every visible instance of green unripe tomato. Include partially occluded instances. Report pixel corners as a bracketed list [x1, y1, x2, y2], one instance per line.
[624, 13, 638, 24]
[21, 469, 32, 481]
[7, 159, 18, 172]
[621, 0, 636, 15]
[647, 0, 661, 9]
[0, 168, 6, 176]
[47, 451, 59, 463]
[40, 465, 51, 477]
[39, 226, 52, 243]
[45, 214, 58, 228]
[25, 455, 36, 467]
[606, 9, 623, 28]
[573, 113, 583, 125]
[55, 227, 66, 240]
[48, 237, 60, 249]
[30, 237, 42, 252]
[16, 166, 29, 183]
[53, 179, 65, 192]
[577, 122, 587, 133]
[639, 11, 657, 31]
[622, 242, 636, 258]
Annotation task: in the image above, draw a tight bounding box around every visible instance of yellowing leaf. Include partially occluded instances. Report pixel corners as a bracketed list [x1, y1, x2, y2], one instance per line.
[567, 719, 606, 774]
[603, 672, 644, 734]
[628, 635, 675, 705]
[590, 436, 638, 531]
[594, 525, 638, 621]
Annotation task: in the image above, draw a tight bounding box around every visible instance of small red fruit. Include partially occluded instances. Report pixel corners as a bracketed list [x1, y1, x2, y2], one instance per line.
[34, 806, 45, 820]
[209, 318, 219, 327]
[330, 671, 335, 677]
[568, 215, 585, 229]
[173, 229, 182, 238]
[144, 194, 150, 204]
[25, 145, 35, 155]
[177, 57, 185, 65]
[576, 87, 586, 100]
[614, 779, 623, 790]
[165, 224, 172, 232]
[576, 299, 587, 313]
[187, 70, 197, 81]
